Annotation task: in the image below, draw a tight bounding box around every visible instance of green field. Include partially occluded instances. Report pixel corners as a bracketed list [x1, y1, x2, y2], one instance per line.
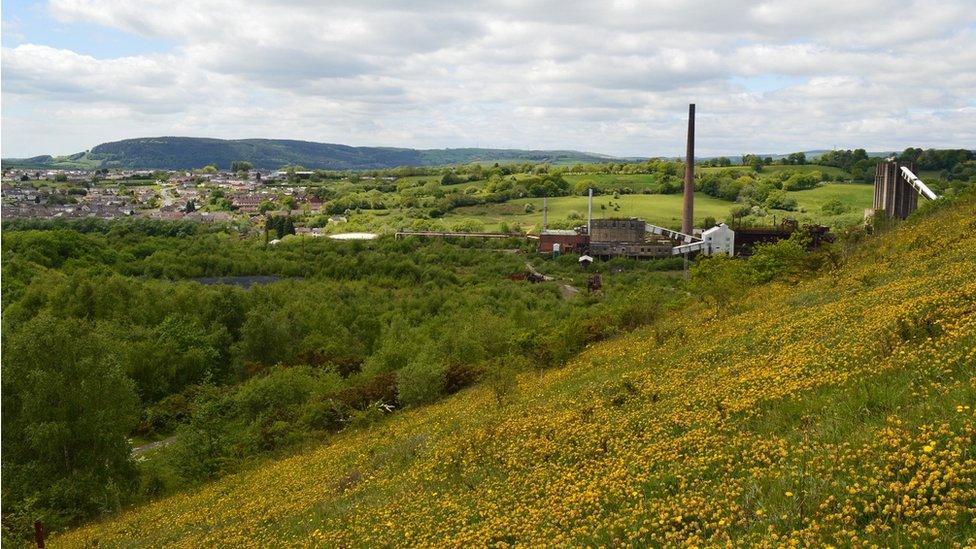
[442, 183, 875, 232]
[562, 174, 665, 193]
[445, 193, 731, 231]
[698, 164, 853, 178]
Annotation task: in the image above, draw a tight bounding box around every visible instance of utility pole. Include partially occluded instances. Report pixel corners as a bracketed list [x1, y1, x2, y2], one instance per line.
[587, 188, 593, 235]
[542, 196, 548, 230]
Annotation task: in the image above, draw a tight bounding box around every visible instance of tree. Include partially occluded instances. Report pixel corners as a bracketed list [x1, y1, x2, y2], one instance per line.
[231, 161, 253, 173]
[687, 255, 750, 307]
[2, 314, 139, 533]
[764, 189, 798, 211]
[785, 152, 807, 165]
[201, 165, 218, 174]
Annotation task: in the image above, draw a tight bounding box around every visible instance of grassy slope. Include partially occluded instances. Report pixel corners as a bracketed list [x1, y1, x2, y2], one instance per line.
[58, 197, 976, 547]
[443, 183, 874, 231]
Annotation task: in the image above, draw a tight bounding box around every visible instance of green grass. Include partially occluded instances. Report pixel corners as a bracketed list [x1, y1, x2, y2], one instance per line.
[444, 192, 733, 231]
[698, 164, 853, 179]
[563, 174, 665, 193]
[441, 183, 875, 232]
[785, 182, 874, 225]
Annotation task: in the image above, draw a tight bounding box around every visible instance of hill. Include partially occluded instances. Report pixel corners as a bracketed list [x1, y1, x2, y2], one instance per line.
[1, 137, 618, 170]
[55, 195, 976, 546]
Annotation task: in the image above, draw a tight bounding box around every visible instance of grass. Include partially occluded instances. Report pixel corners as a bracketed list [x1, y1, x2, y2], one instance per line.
[55, 193, 976, 547]
[563, 173, 667, 193]
[784, 182, 875, 226]
[698, 164, 853, 179]
[441, 183, 875, 232]
[445, 193, 734, 232]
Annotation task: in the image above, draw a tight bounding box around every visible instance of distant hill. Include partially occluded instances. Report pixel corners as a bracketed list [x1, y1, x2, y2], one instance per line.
[1, 137, 619, 170]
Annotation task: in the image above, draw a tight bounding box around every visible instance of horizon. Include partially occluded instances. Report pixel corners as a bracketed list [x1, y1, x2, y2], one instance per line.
[2, 1, 975, 158]
[8, 134, 973, 164]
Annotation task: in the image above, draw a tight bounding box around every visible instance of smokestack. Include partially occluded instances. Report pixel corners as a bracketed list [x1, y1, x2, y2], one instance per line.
[542, 196, 548, 230]
[682, 103, 695, 235]
[587, 188, 593, 235]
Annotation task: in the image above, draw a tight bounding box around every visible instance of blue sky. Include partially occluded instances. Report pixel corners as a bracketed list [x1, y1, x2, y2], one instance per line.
[2, 0, 172, 58]
[2, 1, 974, 158]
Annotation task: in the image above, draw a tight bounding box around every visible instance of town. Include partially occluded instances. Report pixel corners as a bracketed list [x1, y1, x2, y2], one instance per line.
[1, 167, 363, 234]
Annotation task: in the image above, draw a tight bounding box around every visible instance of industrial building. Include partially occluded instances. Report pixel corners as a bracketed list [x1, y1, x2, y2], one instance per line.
[538, 217, 735, 258]
[537, 105, 736, 260]
[537, 229, 588, 253]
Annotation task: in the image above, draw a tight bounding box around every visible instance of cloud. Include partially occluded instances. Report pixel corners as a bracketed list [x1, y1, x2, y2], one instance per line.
[1, 0, 974, 157]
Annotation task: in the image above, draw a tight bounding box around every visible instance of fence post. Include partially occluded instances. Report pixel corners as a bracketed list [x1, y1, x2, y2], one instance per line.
[34, 520, 45, 548]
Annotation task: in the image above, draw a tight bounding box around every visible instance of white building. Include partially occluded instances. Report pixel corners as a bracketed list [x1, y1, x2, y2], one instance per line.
[701, 223, 735, 256]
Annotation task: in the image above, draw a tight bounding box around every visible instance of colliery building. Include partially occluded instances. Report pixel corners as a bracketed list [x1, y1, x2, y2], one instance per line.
[588, 219, 673, 258]
[539, 218, 680, 259]
[537, 229, 588, 253]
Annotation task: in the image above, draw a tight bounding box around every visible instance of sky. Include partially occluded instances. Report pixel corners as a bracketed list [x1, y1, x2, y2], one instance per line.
[2, 0, 975, 158]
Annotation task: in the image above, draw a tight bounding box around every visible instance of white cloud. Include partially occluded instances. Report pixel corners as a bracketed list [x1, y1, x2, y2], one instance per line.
[2, 0, 975, 157]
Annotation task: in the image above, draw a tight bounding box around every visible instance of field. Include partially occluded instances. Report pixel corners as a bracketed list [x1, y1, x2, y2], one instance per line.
[54, 194, 976, 547]
[445, 192, 734, 231]
[698, 164, 853, 178]
[442, 183, 875, 231]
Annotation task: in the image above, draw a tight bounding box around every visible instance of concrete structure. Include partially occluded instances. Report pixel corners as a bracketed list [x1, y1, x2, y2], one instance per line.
[874, 161, 918, 219]
[589, 241, 674, 258]
[590, 218, 645, 243]
[682, 103, 695, 235]
[874, 161, 939, 219]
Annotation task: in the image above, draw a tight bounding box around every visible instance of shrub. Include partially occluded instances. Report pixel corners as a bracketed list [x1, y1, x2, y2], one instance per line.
[747, 233, 811, 284]
[764, 190, 798, 211]
[821, 198, 850, 215]
[397, 352, 447, 407]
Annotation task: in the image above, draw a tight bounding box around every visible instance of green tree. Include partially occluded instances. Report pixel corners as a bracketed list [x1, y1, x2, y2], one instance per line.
[1, 314, 139, 534]
[231, 161, 253, 173]
[397, 351, 447, 407]
[687, 255, 750, 307]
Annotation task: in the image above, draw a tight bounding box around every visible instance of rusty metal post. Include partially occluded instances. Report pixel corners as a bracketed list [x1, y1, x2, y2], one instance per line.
[682, 103, 696, 235]
[34, 520, 45, 548]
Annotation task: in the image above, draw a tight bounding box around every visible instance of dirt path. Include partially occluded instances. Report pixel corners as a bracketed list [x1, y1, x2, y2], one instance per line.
[526, 261, 582, 299]
[132, 435, 177, 457]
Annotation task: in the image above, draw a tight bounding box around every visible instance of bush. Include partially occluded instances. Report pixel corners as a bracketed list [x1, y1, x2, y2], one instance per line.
[747, 234, 810, 283]
[821, 198, 850, 215]
[484, 358, 519, 406]
[397, 352, 447, 407]
[764, 190, 798, 211]
[688, 255, 752, 307]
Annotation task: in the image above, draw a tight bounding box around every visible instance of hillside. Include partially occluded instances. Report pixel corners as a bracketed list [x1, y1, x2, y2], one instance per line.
[1, 137, 618, 170]
[56, 197, 976, 547]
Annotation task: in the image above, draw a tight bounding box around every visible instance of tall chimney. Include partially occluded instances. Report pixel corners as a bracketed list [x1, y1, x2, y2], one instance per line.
[587, 188, 593, 235]
[682, 103, 695, 235]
